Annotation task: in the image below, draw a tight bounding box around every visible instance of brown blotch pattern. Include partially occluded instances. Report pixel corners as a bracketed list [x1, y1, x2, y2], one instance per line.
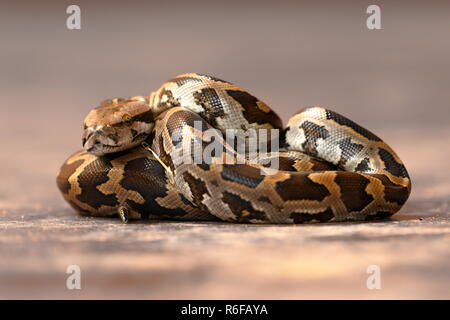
[156, 89, 180, 110]
[335, 172, 374, 213]
[276, 173, 331, 202]
[56, 158, 85, 195]
[300, 121, 329, 156]
[164, 109, 209, 138]
[193, 88, 226, 127]
[378, 148, 410, 178]
[325, 109, 382, 142]
[120, 157, 183, 218]
[76, 158, 118, 210]
[226, 89, 282, 129]
[222, 191, 267, 222]
[355, 158, 371, 173]
[290, 208, 334, 223]
[372, 174, 410, 206]
[221, 164, 264, 188]
[182, 171, 210, 211]
[337, 137, 364, 167]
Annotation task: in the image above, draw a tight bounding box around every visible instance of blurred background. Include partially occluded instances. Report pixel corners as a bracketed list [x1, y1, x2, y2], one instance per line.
[0, 0, 449, 299]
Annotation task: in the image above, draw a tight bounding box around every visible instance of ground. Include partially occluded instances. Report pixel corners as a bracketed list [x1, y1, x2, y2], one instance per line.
[0, 200, 448, 299]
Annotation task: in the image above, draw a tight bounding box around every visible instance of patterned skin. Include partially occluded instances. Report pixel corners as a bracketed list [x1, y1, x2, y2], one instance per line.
[56, 74, 411, 223]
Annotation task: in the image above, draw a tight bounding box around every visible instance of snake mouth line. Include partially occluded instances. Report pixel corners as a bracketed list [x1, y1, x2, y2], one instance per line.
[86, 144, 121, 153]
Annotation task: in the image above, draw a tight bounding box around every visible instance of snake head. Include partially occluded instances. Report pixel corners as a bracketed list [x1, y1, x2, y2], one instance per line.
[82, 97, 154, 156]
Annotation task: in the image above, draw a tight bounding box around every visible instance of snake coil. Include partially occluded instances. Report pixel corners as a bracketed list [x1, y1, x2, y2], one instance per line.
[57, 73, 411, 223]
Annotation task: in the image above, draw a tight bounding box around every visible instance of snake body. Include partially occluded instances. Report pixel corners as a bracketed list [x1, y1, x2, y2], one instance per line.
[56, 73, 411, 223]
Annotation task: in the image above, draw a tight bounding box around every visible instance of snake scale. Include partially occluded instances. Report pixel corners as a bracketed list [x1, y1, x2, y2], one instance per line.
[56, 73, 411, 223]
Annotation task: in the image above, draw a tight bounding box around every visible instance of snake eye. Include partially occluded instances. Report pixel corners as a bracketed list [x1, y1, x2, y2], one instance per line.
[122, 114, 132, 122]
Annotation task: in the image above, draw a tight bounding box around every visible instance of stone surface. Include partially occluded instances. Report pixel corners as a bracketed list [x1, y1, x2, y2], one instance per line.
[0, 200, 449, 299]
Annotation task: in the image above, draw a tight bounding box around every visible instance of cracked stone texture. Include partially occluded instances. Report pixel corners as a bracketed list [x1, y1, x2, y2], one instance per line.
[0, 1, 449, 299]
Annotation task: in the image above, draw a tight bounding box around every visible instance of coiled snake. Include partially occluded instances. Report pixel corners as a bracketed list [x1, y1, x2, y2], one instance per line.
[56, 73, 411, 223]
